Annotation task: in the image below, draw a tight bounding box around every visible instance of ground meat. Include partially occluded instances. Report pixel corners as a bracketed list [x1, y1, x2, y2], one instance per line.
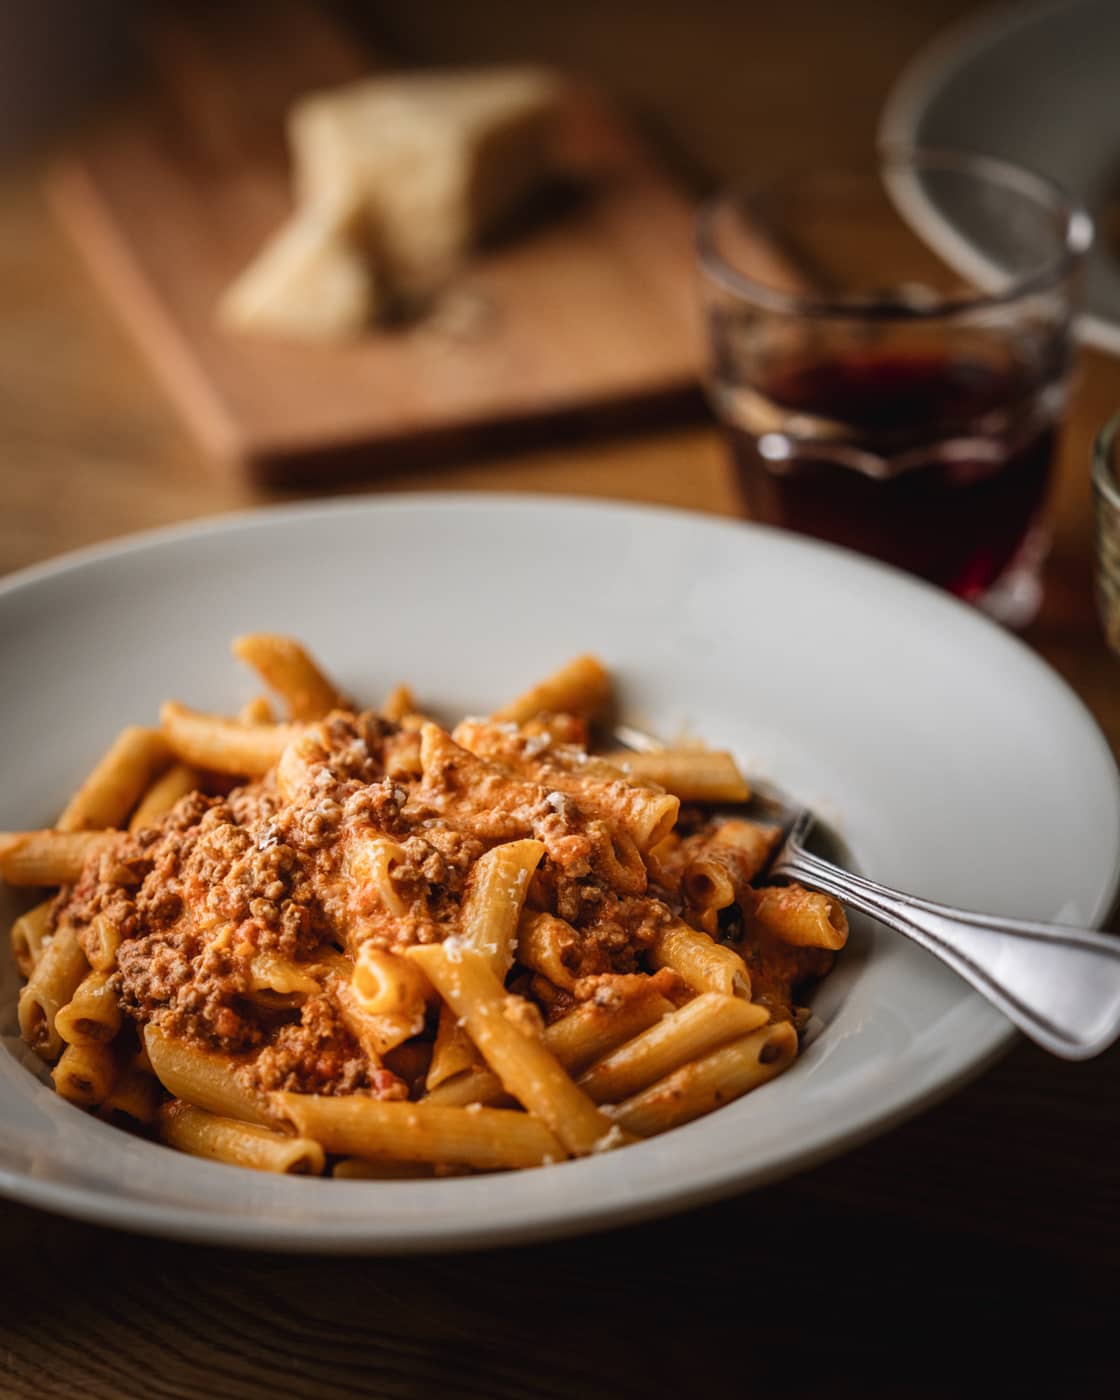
[534, 870, 673, 978]
[50, 707, 821, 1100]
[246, 995, 395, 1096]
[116, 926, 259, 1051]
[568, 890, 674, 974]
[741, 926, 834, 1022]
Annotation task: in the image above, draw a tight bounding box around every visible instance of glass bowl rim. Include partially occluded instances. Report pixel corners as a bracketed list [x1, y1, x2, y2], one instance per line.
[696, 145, 1094, 323]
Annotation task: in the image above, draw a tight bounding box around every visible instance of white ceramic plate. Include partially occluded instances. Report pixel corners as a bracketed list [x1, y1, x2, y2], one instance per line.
[881, 0, 1120, 354]
[1, 495, 1117, 1252]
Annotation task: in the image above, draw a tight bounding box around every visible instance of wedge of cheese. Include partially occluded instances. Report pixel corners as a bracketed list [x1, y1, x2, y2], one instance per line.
[288, 67, 560, 298]
[218, 190, 377, 339]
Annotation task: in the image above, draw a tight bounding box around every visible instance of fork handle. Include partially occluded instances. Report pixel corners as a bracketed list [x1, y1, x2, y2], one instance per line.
[770, 842, 1120, 1060]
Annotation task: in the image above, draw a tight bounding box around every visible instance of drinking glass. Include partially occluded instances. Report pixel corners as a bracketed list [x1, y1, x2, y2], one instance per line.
[698, 150, 1092, 625]
[1092, 413, 1120, 653]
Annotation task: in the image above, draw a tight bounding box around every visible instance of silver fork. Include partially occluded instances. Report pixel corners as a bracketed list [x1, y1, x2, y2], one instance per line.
[612, 725, 1120, 1060]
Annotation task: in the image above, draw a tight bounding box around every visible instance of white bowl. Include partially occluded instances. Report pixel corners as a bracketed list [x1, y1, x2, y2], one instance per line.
[2, 495, 1116, 1251]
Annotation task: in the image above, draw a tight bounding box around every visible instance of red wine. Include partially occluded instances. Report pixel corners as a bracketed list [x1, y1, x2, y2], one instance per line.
[722, 350, 1061, 599]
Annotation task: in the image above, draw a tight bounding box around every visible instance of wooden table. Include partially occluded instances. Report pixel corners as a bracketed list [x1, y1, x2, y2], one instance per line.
[2, 3, 1117, 1395]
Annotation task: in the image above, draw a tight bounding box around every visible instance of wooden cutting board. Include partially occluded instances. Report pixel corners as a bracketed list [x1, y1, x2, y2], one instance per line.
[46, 0, 704, 485]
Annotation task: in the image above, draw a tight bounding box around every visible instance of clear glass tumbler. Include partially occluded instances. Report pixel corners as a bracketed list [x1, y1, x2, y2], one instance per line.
[698, 149, 1092, 625]
[1092, 413, 1120, 653]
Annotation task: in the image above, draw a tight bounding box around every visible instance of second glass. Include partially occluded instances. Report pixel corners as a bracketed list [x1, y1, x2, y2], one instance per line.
[698, 151, 1091, 624]
[1092, 413, 1120, 654]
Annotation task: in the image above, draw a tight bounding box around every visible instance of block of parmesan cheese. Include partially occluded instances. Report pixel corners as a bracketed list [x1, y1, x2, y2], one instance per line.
[288, 67, 560, 297]
[218, 191, 377, 339]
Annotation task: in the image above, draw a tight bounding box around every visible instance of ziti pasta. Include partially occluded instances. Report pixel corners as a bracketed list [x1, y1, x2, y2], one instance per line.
[3, 640, 846, 1176]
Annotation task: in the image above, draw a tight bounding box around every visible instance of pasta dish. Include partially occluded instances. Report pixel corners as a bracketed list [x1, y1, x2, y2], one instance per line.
[2, 640, 847, 1177]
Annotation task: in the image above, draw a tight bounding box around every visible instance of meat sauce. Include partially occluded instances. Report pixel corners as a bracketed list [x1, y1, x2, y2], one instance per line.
[53, 711, 827, 1098]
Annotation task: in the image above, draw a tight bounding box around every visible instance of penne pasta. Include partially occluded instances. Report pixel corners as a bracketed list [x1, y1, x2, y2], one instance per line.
[54, 970, 123, 1046]
[129, 762, 201, 833]
[56, 726, 172, 833]
[380, 683, 418, 724]
[18, 921, 89, 1060]
[238, 695, 276, 725]
[275, 1093, 567, 1170]
[0, 829, 115, 886]
[490, 654, 611, 724]
[101, 1066, 164, 1126]
[542, 983, 678, 1077]
[425, 986, 677, 1107]
[683, 819, 782, 910]
[601, 749, 750, 804]
[345, 835, 409, 916]
[159, 701, 300, 776]
[85, 912, 124, 973]
[425, 1003, 484, 1092]
[650, 921, 751, 999]
[750, 883, 849, 950]
[304, 944, 353, 982]
[247, 950, 323, 1007]
[452, 724, 679, 852]
[338, 989, 418, 1062]
[408, 943, 624, 1156]
[9, 899, 52, 979]
[384, 728, 424, 779]
[342, 948, 428, 1056]
[159, 1100, 326, 1175]
[143, 1025, 272, 1126]
[416, 723, 526, 828]
[610, 1021, 798, 1136]
[52, 1040, 119, 1107]
[589, 823, 648, 894]
[537, 770, 678, 852]
[516, 911, 579, 990]
[422, 1065, 507, 1108]
[577, 992, 768, 1104]
[683, 860, 735, 914]
[6, 642, 844, 1179]
[232, 633, 345, 722]
[416, 728, 646, 902]
[461, 839, 546, 974]
[351, 945, 430, 1017]
[709, 818, 783, 875]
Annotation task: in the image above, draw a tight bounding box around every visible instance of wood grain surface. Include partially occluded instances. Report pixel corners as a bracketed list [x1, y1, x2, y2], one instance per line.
[47, 0, 702, 483]
[2, 2, 1118, 1396]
